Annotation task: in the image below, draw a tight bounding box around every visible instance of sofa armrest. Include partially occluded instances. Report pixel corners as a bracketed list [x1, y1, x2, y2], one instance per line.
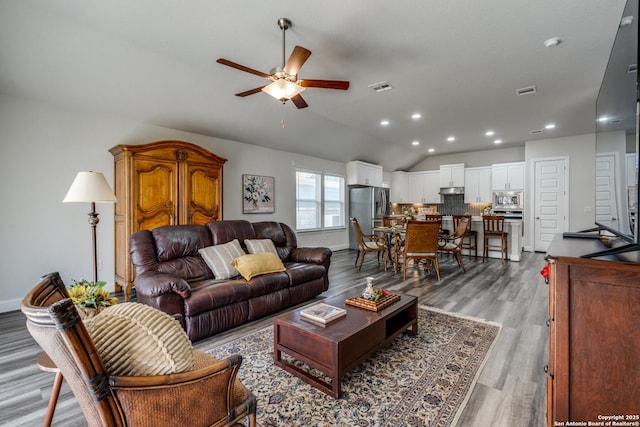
[290, 247, 332, 269]
[134, 271, 192, 299]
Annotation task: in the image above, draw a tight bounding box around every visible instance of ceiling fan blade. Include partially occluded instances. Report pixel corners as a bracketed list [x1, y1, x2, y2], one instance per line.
[291, 94, 309, 109]
[235, 86, 266, 97]
[217, 58, 269, 78]
[299, 79, 350, 90]
[283, 46, 311, 76]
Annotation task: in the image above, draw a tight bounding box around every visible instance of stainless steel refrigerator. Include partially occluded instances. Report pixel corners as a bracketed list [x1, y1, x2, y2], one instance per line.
[349, 186, 390, 250]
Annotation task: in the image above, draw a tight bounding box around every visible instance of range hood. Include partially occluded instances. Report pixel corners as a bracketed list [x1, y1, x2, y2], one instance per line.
[439, 187, 465, 195]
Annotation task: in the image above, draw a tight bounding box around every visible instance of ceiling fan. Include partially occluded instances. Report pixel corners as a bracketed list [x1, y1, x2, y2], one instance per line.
[216, 18, 349, 109]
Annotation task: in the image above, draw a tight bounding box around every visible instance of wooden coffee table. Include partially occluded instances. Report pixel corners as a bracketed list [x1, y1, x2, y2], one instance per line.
[273, 290, 418, 398]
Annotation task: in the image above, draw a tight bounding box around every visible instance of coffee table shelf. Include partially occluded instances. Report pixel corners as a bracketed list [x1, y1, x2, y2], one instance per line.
[274, 290, 417, 398]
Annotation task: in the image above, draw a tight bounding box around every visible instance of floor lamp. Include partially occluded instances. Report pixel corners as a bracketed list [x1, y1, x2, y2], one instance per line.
[63, 171, 117, 284]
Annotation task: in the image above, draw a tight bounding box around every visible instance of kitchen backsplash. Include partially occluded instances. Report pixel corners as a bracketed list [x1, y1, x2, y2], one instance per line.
[390, 194, 490, 217]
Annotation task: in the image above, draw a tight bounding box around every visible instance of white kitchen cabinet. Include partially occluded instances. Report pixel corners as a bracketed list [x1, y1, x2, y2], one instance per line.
[464, 167, 492, 203]
[346, 161, 383, 187]
[439, 163, 465, 188]
[492, 162, 525, 190]
[390, 171, 409, 203]
[408, 171, 440, 203]
[408, 172, 426, 203]
[424, 171, 441, 203]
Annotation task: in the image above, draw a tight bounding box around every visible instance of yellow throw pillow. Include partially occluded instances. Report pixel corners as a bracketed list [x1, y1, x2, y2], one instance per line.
[231, 252, 286, 281]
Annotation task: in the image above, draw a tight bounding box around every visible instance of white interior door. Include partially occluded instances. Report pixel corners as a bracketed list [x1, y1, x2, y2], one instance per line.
[595, 153, 619, 229]
[534, 158, 567, 252]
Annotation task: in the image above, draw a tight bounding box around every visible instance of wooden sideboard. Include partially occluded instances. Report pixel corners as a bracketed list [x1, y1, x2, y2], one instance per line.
[109, 141, 226, 299]
[545, 235, 640, 426]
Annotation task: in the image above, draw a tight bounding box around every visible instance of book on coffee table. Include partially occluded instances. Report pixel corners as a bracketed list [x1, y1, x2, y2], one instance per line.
[300, 303, 346, 325]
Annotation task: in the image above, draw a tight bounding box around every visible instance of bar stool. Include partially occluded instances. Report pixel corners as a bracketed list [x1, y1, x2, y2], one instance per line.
[453, 214, 477, 257]
[482, 215, 508, 262]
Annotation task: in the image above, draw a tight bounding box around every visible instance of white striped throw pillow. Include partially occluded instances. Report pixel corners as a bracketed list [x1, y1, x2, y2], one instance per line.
[244, 239, 279, 255]
[199, 239, 245, 279]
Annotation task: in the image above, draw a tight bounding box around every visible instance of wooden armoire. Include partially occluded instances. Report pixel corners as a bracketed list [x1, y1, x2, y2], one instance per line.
[109, 140, 226, 299]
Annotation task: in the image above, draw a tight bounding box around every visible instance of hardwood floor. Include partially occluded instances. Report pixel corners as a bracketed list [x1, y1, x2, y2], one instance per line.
[0, 249, 548, 426]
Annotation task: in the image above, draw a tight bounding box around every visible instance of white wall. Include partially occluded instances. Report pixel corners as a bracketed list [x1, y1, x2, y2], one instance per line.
[0, 94, 349, 312]
[409, 146, 525, 171]
[524, 133, 596, 251]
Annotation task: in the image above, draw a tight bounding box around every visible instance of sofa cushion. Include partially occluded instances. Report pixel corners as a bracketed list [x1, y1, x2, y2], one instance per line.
[85, 302, 195, 376]
[199, 239, 245, 280]
[244, 239, 278, 255]
[205, 220, 256, 247]
[185, 279, 251, 315]
[231, 253, 287, 281]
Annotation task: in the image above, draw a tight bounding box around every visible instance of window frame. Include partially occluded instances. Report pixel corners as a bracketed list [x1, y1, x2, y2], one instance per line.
[295, 169, 346, 232]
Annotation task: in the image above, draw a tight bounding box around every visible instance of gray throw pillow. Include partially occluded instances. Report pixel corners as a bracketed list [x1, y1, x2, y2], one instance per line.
[244, 238, 279, 255]
[199, 239, 245, 279]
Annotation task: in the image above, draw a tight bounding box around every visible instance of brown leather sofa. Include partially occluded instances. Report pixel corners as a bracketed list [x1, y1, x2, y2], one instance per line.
[130, 220, 331, 342]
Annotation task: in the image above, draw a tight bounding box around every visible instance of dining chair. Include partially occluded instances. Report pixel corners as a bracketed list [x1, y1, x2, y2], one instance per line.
[453, 214, 477, 257]
[482, 215, 509, 262]
[400, 220, 441, 280]
[438, 216, 470, 272]
[351, 217, 389, 271]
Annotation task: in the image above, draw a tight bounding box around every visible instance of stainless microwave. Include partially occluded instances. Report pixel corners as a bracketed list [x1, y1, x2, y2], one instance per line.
[493, 191, 523, 210]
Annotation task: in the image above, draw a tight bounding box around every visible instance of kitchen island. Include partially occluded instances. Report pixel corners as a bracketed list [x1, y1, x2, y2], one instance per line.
[442, 216, 523, 261]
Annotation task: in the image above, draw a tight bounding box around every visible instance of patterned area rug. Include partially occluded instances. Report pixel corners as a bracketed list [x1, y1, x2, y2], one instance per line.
[207, 306, 501, 427]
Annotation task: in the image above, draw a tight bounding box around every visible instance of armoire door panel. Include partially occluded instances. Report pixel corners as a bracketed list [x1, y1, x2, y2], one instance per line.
[182, 163, 222, 225]
[134, 159, 177, 228]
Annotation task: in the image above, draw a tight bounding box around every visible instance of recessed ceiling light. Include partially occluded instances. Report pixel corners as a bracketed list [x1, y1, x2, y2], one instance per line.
[447, 136, 455, 142]
[411, 113, 422, 120]
[597, 116, 609, 123]
[428, 148, 435, 153]
[544, 37, 561, 48]
[485, 130, 495, 137]
[545, 123, 556, 129]
[412, 141, 420, 146]
[494, 139, 503, 144]
[380, 119, 390, 126]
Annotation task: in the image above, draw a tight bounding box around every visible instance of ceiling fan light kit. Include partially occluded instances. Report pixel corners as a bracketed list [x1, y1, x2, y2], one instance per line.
[216, 17, 349, 109]
[262, 79, 305, 102]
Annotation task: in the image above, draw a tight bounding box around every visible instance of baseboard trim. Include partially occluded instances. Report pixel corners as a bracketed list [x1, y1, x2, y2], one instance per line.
[0, 298, 22, 314]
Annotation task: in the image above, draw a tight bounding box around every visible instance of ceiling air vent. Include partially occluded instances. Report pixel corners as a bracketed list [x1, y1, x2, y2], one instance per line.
[628, 64, 637, 73]
[368, 81, 393, 92]
[610, 118, 622, 124]
[516, 85, 537, 96]
[529, 129, 544, 135]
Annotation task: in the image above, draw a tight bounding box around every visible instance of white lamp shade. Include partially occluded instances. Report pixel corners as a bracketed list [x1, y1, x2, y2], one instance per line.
[261, 79, 305, 100]
[63, 171, 117, 203]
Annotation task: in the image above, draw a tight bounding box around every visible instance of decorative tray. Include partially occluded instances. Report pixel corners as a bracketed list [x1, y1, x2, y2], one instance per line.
[345, 292, 400, 312]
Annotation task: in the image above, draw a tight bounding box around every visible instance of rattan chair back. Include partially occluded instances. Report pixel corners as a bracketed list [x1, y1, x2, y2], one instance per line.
[402, 221, 440, 280]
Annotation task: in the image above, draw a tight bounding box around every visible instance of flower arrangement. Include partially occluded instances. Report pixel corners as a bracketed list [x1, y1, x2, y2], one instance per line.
[67, 279, 117, 312]
[403, 206, 417, 219]
[244, 175, 272, 208]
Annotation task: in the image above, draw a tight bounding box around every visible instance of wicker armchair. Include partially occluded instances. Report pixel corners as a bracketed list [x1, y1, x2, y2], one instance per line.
[21, 272, 257, 427]
[400, 220, 441, 280]
[351, 217, 389, 271]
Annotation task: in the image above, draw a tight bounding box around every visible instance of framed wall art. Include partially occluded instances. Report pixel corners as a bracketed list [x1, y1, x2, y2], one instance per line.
[242, 174, 275, 214]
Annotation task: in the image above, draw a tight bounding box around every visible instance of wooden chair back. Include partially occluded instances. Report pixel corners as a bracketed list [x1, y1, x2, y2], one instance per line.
[404, 221, 440, 255]
[21, 272, 126, 426]
[483, 215, 506, 235]
[351, 217, 367, 247]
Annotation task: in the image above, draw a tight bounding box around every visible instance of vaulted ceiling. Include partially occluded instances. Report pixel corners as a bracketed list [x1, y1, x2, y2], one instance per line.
[0, 0, 628, 171]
